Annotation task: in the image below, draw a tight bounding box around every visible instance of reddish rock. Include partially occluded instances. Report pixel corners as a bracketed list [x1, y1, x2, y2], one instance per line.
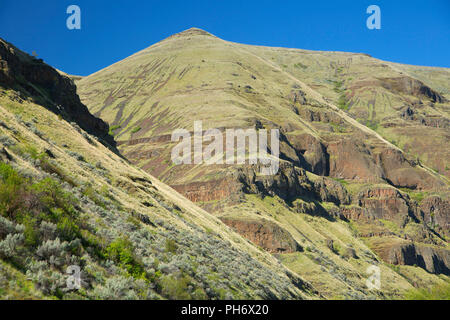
[288, 133, 329, 175]
[340, 206, 372, 222]
[171, 178, 241, 203]
[377, 148, 444, 190]
[378, 76, 446, 103]
[358, 187, 410, 221]
[220, 217, 302, 253]
[327, 138, 384, 182]
[420, 196, 450, 235]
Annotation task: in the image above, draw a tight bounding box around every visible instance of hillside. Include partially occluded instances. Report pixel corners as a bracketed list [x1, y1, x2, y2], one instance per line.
[0, 37, 315, 300]
[0, 28, 448, 300]
[76, 28, 450, 299]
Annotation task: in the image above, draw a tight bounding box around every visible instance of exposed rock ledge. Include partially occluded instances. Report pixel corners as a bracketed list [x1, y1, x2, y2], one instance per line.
[220, 216, 302, 254]
[371, 239, 450, 275]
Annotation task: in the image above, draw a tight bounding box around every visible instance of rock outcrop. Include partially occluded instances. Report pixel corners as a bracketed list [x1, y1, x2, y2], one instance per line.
[327, 138, 384, 182]
[0, 38, 115, 148]
[220, 217, 302, 253]
[377, 148, 444, 190]
[373, 240, 450, 275]
[357, 187, 411, 222]
[378, 76, 446, 103]
[172, 177, 242, 203]
[420, 196, 450, 235]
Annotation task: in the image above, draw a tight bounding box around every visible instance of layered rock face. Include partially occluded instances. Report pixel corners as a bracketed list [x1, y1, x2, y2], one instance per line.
[0, 38, 115, 148]
[172, 177, 241, 203]
[357, 187, 410, 221]
[220, 217, 302, 253]
[377, 76, 446, 103]
[371, 240, 450, 275]
[420, 196, 450, 230]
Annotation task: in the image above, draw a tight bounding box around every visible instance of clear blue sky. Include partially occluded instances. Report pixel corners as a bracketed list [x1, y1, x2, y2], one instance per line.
[1, 0, 449, 76]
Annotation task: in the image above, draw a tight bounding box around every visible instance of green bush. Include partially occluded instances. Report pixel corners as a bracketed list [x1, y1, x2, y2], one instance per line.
[0, 162, 24, 217]
[1, 163, 79, 244]
[337, 94, 349, 111]
[105, 237, 147, 280]
[293, 62, 307, 69]
[165, 239, 178, 254]
[159, 274, 192, 300]
[32, 178, 76, 212]
[23, 218, 39, 247]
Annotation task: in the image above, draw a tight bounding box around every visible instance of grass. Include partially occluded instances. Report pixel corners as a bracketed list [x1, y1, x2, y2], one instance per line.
[404, 282, 450, 300]
[108, 124, 121, 136]
[399, 188, 428, 203]
[130, 126, 141, 134]
[82, 185, 107, 209]
[329, 122, 348, 134]
[293, 62, 307, 69]
[332, 178, 348, 186]
[379, 219, 402, 234]
[11, 144, 77, 187]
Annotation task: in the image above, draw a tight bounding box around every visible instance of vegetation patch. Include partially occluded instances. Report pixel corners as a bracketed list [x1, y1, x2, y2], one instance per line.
[130, 127, 141, 134]
[404, 282, 450, 300]
[108, 124, 121, 136]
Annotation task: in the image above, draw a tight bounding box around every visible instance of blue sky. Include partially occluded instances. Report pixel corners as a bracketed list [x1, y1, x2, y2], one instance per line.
[0, 0, 449, 75]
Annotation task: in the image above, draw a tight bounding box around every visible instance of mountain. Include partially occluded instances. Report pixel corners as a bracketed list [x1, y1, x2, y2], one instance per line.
[1, 27, 449, 300]
[76, 28, 450, 299]
[0, 37, 315, 299]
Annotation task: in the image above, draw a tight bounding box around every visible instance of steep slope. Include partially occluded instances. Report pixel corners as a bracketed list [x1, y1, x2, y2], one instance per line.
[0, 37, 316, 300]
[76, 28, 449, 298]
